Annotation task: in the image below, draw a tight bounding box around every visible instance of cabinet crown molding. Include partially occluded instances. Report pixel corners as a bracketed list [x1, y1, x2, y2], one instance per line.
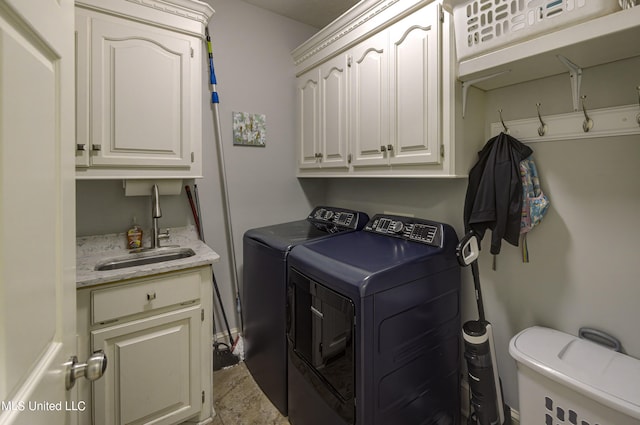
[125, 0, 214, 22]
[292, 0, 436, 73]
[76, 0, 214, 35]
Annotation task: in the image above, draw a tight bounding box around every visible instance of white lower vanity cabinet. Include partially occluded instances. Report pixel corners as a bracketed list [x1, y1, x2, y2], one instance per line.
[76, 267, 213, 425]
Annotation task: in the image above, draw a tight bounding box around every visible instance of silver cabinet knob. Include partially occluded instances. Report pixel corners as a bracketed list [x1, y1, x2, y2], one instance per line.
[380, 145, 386, 152]
[387, 144, 393, 151]
[65, 350, 107, 390]
[91, 144, 101, 151]
[147, 292, 157, 301]
[76, 144, 86, 151]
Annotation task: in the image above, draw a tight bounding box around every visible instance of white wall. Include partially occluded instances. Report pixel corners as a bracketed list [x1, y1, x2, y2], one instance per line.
[196, 0, 323, 337]
[76, 0, 323, 337]
[324, 56, 640, 412]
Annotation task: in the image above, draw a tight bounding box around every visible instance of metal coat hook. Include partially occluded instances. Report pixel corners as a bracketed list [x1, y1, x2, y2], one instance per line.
[498, 109, 509, 134]
[581, 95, 593, 132]
[536, 103, 547, 136]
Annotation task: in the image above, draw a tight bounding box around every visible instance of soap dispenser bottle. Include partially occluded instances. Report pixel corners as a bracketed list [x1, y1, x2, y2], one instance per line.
[127, 217, 143, 249]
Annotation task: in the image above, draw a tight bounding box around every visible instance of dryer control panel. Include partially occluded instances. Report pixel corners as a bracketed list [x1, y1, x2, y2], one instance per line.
[307, 206, 369, 233]
[364, 214, 444, 247]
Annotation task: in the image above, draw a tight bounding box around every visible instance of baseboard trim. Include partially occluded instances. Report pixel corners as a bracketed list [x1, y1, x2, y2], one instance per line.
[213, 328, 240, 345]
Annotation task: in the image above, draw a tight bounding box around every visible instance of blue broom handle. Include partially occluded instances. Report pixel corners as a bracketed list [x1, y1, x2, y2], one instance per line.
[205, 27, 219, 103]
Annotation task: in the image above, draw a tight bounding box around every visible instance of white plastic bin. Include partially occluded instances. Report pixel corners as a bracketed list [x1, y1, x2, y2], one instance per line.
[509, 326, 640, 425]
[447, 0, 620, 60]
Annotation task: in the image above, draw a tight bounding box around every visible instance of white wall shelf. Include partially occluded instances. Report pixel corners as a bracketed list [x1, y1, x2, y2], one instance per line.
[455, 6, 640, 91]
[490, 104, 640, 143]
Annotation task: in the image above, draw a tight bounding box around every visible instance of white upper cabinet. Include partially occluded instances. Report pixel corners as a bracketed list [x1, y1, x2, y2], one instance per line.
[75, 0, 214, 179]
[297, 54, 350, 170]
[293, 0, 477, 178]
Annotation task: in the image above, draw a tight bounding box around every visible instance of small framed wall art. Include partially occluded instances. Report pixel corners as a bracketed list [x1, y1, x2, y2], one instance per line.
[233, 111, 266, 147]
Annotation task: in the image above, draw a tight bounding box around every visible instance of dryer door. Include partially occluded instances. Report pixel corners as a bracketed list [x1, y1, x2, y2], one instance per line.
[287, 268, 355, 422]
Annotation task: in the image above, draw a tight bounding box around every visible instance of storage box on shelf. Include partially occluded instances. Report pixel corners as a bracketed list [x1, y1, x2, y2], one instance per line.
[293, 0, 483, 178]
[445, 2, 640, 91]
[449, 0, 619, 62]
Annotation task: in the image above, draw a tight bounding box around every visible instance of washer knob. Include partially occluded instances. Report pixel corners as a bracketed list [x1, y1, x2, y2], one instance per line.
[390, 221, 404, 233]
[324, 210, 334, 220]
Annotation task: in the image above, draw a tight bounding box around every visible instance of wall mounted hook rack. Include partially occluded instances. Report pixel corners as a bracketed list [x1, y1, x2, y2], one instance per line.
[489, 104, 640, 143]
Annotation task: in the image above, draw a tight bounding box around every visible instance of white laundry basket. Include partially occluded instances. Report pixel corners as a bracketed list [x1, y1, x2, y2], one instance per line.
[509, 326, 640, 425]
[447, 0, 620, 60]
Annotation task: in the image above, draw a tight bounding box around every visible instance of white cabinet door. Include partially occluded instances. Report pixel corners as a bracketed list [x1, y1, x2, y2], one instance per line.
[92, 306, 201, 425]
[0, 1, 77, 424]
[319, 55, 349, 169]
[350, 31, 389, 167]
[297, 68, 321, 169]
[389, 3, 441, 166]
[90, 17, 193, 169]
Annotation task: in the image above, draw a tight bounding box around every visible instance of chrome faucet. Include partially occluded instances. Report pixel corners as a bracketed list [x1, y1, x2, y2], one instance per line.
[150, 184, 170, 249]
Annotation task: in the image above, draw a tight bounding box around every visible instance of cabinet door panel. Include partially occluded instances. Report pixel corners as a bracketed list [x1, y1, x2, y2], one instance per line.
[90, 18, 192, 168]
[297, 69, 320, 168]
[320, 56, 349, 168]
[389, 4, 441, 165]
[350, 31, 389, 167]
[92, 306, 201, 425]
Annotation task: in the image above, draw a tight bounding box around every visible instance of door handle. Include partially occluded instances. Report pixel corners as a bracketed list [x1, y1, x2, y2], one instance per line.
[65, 350, 108, 390]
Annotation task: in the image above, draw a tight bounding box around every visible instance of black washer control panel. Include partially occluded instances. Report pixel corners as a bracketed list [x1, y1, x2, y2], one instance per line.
[307, 206, 369, 233]
[364, 214, 444, 247]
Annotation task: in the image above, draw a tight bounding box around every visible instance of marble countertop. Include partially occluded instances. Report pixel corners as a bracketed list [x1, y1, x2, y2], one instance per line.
[76, 225, 220, 288]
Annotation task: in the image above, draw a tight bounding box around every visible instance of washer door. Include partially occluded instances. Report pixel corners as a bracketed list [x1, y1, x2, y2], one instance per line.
[287, 268, 355, 422]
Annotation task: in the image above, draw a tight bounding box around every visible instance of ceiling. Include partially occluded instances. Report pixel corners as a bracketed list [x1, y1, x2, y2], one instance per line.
[241, 0, 361, 29]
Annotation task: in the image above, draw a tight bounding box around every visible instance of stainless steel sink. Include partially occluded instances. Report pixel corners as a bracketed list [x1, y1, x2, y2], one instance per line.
[94, 247, 196, 271]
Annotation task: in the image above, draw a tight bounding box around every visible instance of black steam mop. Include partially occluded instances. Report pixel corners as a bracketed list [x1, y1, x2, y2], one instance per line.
[456, 231, 511, 425]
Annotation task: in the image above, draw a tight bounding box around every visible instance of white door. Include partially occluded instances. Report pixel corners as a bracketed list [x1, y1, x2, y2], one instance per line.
[0, 1, 77, 425]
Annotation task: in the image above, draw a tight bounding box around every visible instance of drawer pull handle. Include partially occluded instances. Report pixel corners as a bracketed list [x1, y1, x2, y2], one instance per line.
[147, 292, 156, 301]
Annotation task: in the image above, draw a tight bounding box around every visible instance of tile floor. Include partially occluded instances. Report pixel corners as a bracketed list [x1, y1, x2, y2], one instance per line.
[211, 362, 516, 425]
[212, 362, 289, 425]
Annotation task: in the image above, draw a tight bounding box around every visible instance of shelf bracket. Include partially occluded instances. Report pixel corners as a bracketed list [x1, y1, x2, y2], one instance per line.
[461, 70, 511, 118]
[557, 55, 583, 112]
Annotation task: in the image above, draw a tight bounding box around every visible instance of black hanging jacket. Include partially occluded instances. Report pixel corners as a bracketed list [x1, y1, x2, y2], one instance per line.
[463, 132, 533, 255]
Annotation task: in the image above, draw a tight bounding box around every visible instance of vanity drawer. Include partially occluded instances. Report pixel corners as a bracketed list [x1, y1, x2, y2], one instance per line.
[92, 270, 201, 324]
